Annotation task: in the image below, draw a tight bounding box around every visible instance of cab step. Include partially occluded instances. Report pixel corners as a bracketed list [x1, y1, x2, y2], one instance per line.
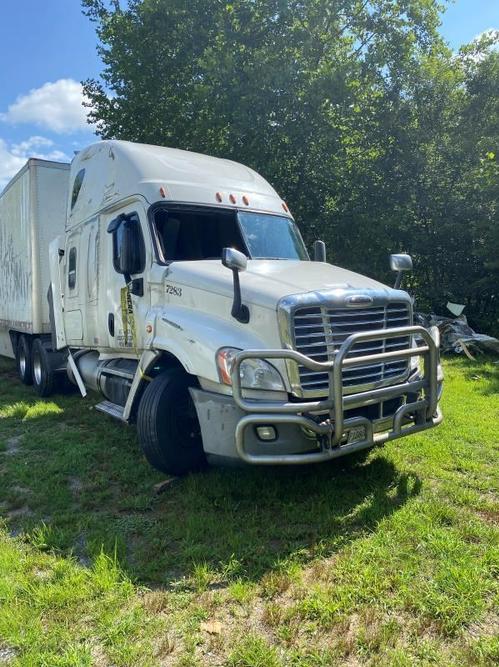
[95, 400, 125, 421]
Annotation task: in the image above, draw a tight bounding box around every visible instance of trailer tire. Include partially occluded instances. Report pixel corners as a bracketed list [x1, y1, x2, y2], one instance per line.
[31, 338, 57, 397]
[136, 368, 206, 476]
[16, 335, 33, 385]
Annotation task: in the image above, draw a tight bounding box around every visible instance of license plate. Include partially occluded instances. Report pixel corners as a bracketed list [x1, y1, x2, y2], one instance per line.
[347, 426, 367, 444]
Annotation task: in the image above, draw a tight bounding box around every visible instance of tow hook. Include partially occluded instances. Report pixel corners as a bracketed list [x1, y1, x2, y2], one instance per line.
[317, 417, 335, 450]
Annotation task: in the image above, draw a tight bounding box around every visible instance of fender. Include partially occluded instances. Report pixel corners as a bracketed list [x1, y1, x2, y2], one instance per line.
[123, 304, 283, 422]
[123, 349, 158, 421]
[148, 304, 281, 381]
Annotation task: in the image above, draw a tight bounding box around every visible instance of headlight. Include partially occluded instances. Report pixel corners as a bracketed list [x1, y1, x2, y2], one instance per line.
[216, 347, 285, 391]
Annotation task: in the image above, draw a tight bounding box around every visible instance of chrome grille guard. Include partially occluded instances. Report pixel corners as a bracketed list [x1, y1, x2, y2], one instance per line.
[231, 325, 442, 465]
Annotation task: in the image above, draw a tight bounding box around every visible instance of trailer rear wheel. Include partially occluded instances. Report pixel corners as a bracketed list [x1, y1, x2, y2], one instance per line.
[136, 368, 206, 475]
[31, 338, 57, 397]
[16, 335, 33, 385]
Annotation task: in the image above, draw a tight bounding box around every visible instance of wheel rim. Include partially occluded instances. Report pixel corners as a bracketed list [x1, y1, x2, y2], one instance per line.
[19, 347, 27, 376]
[33, 351, 42, 385]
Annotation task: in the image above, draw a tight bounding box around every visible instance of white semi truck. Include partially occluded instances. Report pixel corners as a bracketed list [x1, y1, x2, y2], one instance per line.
[0, 141, 443, 474]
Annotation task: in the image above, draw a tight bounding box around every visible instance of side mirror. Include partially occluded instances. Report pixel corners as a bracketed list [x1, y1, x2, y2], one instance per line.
[222, 247, 248, 273]
[313, 240, 327, 262]
[390, 253, 413, 289]
[108, 213, 145, 279]
[222, 248, 249, 323]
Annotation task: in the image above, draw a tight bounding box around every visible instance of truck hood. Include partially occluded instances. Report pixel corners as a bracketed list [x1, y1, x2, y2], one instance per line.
[166, 260, 396, 309]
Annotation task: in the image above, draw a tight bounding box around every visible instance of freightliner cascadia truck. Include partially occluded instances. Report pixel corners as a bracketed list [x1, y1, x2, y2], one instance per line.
[0, 141, 443, 474]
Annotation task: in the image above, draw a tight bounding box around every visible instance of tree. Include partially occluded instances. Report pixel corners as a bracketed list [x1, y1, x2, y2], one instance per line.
[82, 1, 498, 331]
[454, 41, 499, 330]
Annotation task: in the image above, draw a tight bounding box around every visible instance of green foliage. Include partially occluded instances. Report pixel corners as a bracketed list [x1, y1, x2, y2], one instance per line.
[81, 0, 498, 329]
[227, 634, 282, 666]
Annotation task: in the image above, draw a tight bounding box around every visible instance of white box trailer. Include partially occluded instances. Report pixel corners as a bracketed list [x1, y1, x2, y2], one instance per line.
[0, 159, 70, 359]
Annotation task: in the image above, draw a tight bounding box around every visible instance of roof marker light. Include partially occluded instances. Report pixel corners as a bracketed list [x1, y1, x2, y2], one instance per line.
[216, 192, 223, 202]
[229, 194, 237, 204]
[242, 195, 249, 206]
[282, 202, 289, 213]
[159, 186, 167, 198]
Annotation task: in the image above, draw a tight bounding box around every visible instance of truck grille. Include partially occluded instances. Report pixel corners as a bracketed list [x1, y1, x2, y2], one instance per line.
[293, 302, 411, 394]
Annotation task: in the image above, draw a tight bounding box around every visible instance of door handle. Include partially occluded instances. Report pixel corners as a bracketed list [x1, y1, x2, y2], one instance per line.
[108, 312, 115, 337]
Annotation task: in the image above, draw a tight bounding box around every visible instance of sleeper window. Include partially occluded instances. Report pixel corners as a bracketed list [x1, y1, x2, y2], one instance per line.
[68, 247, 77, 290]
[71, 169, 85, 210]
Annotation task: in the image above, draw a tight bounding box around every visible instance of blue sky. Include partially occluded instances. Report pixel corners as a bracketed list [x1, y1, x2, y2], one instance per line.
[1, 0, 498, 188]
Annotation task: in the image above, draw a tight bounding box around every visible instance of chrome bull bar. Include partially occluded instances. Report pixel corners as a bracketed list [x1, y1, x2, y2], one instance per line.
[231, 325, 442, 465]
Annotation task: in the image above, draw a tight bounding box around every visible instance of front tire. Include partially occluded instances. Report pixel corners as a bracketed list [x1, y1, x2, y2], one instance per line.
[16, 334, 33, 385]
[31, 338, 57, 397]
[136, 368, 206, 475]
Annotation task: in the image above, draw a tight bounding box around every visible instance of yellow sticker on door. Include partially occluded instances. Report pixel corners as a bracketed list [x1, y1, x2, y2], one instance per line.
[120, 286, 137, 349]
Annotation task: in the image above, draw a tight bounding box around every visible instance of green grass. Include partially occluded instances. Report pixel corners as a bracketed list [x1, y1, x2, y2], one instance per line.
[0, 355, 497, 666]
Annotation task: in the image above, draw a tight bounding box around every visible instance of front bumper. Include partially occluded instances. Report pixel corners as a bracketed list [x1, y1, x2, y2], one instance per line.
[192, 326, 443, 465]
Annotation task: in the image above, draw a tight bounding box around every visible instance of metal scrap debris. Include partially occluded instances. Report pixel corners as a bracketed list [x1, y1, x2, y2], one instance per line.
[415, 313, 499, 356]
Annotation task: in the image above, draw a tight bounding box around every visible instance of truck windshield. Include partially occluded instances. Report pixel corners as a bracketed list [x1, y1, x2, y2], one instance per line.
[152, 206, 309, 262]
[238, 212, 309, 260]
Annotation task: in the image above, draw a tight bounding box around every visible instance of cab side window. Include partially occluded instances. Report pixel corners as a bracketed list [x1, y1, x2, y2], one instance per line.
[68, 247, 77, 290]
[153, 208, 245, 262]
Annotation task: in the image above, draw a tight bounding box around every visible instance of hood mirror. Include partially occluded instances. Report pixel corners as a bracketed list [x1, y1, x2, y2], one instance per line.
[390, 253, 413, 289]
[222, 247, 248, 273]
[222, 248, 250, 323]
[313, 240, 327, 262]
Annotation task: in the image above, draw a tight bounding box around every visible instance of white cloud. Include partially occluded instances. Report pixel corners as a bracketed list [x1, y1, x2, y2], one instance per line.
[11, 135, 54, 155]
[455, 28, 499, 65]
[1, 79, 94, 134]
[0, 140, 26, 191]
[0, 136, 70, 191]
[472, 28, 499, 43]
[469, 28, 499, 58]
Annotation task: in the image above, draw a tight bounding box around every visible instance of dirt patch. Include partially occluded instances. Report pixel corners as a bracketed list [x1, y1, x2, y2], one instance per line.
[466, 610, 499, 640]
[33, 568, 52, 581]
[0, 646, 18, 664]
[68, 477, 83, 496]
[476, 508, 499, 525]
[10, 485, 30, 496]
[7, 506, 33, 520]
[3, 436, 21, 456]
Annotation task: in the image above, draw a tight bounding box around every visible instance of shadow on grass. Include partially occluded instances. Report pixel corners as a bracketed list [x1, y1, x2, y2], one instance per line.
[451, 355, 499, 396]
[465, 366, 499, 395]
[0, 357, 421, 587]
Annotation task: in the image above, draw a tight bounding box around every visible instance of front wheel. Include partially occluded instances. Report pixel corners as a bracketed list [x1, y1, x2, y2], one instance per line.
[136, 368, 206, 475]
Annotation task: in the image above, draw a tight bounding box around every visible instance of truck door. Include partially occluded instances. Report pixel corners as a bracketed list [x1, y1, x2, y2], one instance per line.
[101, 204, 150, 352]
[63, 218, 101, 349]
[64, 229, 84, 345]
[81, 217, 100, 347]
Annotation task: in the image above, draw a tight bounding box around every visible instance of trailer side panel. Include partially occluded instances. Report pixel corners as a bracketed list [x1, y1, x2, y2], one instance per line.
[0, 160, 69, 358]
